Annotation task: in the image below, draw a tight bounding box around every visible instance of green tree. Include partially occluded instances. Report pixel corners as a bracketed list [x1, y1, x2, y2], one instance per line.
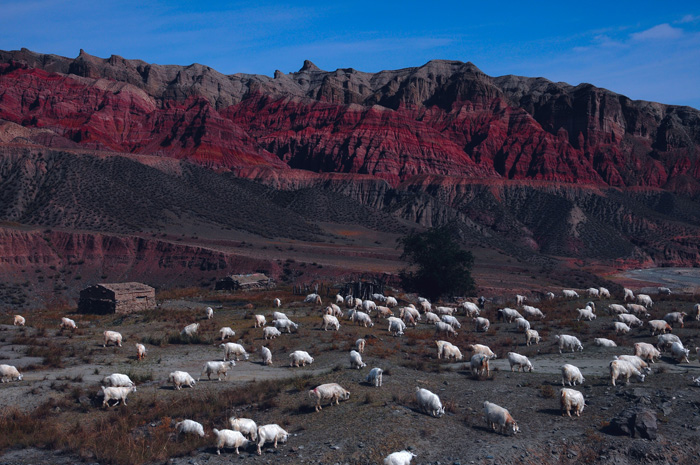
[397, 225, 475, 301]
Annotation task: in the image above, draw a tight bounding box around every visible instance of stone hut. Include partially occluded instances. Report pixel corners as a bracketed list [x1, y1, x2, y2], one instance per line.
[78, 282, 156, 314]
[215, 273, 274, 291]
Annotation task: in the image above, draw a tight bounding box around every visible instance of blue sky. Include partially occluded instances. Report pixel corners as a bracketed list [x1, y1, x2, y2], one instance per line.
[2, 1, 699, 108]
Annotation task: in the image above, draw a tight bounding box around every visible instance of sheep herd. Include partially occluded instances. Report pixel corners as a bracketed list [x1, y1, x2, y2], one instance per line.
[3, 284, 700, 463]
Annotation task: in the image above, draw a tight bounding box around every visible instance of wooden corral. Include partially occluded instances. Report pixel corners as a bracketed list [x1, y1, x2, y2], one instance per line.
[215, 273, 275, 291]
[78, 282, 156, 315]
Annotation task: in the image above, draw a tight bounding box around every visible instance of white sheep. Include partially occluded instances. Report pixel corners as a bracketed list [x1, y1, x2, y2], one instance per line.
[181, 323, 200, 337]
[386, 296, 398, 307]
[633, 342, 661, 363]
[561, 364, 585, 386]
[525, 329, 541, 346]
[303, 293, 322, 305]
[273, 318, 299, 333]
[691, 303, 700, 321]
[350, 350, 366, 369]
[352, 311, 374, 328]
[586, 287, 599, 297]
[626, 303, 649, 317]
[376, 305, 393, 318]
[388, 317, 406, 336]
[213, 429, 249, 455]
[256, 424, 288, 455]
[461, 301, 480, 317]
[514, 317, 531, 332]
[483, 401, 519, 435]
[636, 294, 653, 308]
[545, 291, 555, 300]
[623, 288, 634, 301]
[436, 340, 463, 360]
[521, 305, 545, 319]
[467, 343, 497, 359]
[498, 308, 522, 323]
[205, 307, 214, 319]
[263, 327, 281, 340]
[345, 295, 355, 308]
[13, 315, 25, 326]
[670, 342, 690, 363]
[613, 322, 631, 335]
[664, 312, 687, 328]
[253, 314, 266, 328]
[0, 364, 23, 383]
[647, 320, 672, 336]
[610, 359, 645, 386]
[335, 294, 345, 304]
[362, 300, 377, 314]
[102, 373, 134, 387]
[229, 417, 257, 441]
[576, 308, 596, 321]
[322, 314, 340, 331]
[384, 450, 416, 465]
[325, 303, 343, 318]
[103, 330, 123, 348]
[657, 333, 682, 352]
[175, 419, 205, 437]
[135, 343, 147, 361]
[60, 317, 77, 329]
[617, 313, 642, 328]
[594, 338, 617, 347]
[273, 298, 282, 307]
[355, 338, 366, 354]
[168, 371, 196, 390]
[219, 327, 236, 341]
[560, 388, 585, 417]
[289, 350, 314, 367]
[615, 355, 651, 374]
[607, 303, 628, 315]
[473, 317, 490, 332]
[199, 361, 236, 381]
[658, 286, 671, 295]
[221, 343, 249, 361]
[309, 383, 350, 412]
[260, 346, 272, 365]
[400, 306, 421, 321]
[440, 314, 461, 329]
[435, 321, 457, 337]
[554, 334, 583, 354]
[424, 311, 440, 324]
[562, 289, 579, 299]
[415, 387, 444, 417]
[419, 300, 432, 313]
[599, 287, 611, 298]
[272, 311, 289, 321]
[470, 353, 490, 377]
[507, 352, 533, 372]
[366, 367, 383, 387]
[516, 294, 526, 306]
[101, 385, 136, 407]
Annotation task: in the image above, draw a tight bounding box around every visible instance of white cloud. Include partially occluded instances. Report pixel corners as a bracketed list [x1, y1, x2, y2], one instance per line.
[677, 14, 699, 24]
[630, 23, 683, 41]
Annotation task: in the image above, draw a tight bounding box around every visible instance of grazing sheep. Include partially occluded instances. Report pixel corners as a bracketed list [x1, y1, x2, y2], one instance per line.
[626, 303, 649, 318]
[199, 361, 236, 381]
[221, 343, 249, 361]
[303, 293, 322, 305]
[507, 352, 533, 372]
[633, 342, 661, 363]
[497, 308, 523, 323]
[461, 301, 480, 317]
[607, 304, 628, 315]
[636, 294, 653, 308]
[335, 294, 345, 305]
[623, 288, 635, 301]
[325, 304, 343, 318]
[322, 314, 340, 331]
[386, 296, 398, 307]
[352, 311, 374, 328]
[101, 385, 136, 407]
[13, 315, 25, 326]
[576, 308, 596, 321]
[470, 353, 491, 377]
[562, 289, 579, 299]
[273, 298, 282, 307]
[181, 323, 200, 337]
[219, 327, 236, 341]
[388, 317, 406, 336]
[561, 364, 585, 386]
[345, 295, 355, 308]
[400, 306, 421, 321]
[514, 317, 531, 332]
[0, 364, 23, 383]
[664, 312, 687, 328]
[473, 317, 490, 332]
[610, 359, 645, 386]
[545, 292, 555, 300]
[658, 286, 671, 295]
[415, 387, 444, 417]
[613, 322, 631, 335]
[213, 429, 249, 455]
[60, 317, 77, 329]
[441, 314, 461, 329]
[350, 350, 366, 369]
[670, 342, 690, 363]
[175, 419, 205, 438]
[525, 329, 541, 346]
[617, 313, 643, 328]
[516, 294, 526, 306]
[435, 321, 457, 337]
[691, 303, 700, 321]
[554, 334, 583, 354]
[483, 401, 519, 435]
[594, 338, 617, 348]
[424, 311, 440, 324]
[229, 417, 257, 441]
[309, 383, 350, 412]
[599, 287, 611, 298]
[647, 320, 672, 336]
[273, 318, 298, 333]
[366, 367, 383, 387]
[437, 340, 463, 360]
[586, 287, 600, 297]
[272, 311, 289, 321]
[135, 343, 147, 361]
[253, 314, 266, 328]
[263, 326, 281, 340]
[615, 355, 651, 374]
[102, 373, 134, 387]
[376, 306, 393, 318]
[256, 424, 288, 455]
[560, 388, 585, 417]
[260, 346, 272, 365]
[103, 331, 123, 348]
[384, 450, 416, 465]
[205, 307, 214, 319]
[362, 300, 377, 314]
[467, 343, 497, 359]
[168, 371, 196, 390]
[419, 301, 432, 313]
[521, 305, 545, 319]
[355, 338, 366, 354]
[289, 350, 314, 367]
